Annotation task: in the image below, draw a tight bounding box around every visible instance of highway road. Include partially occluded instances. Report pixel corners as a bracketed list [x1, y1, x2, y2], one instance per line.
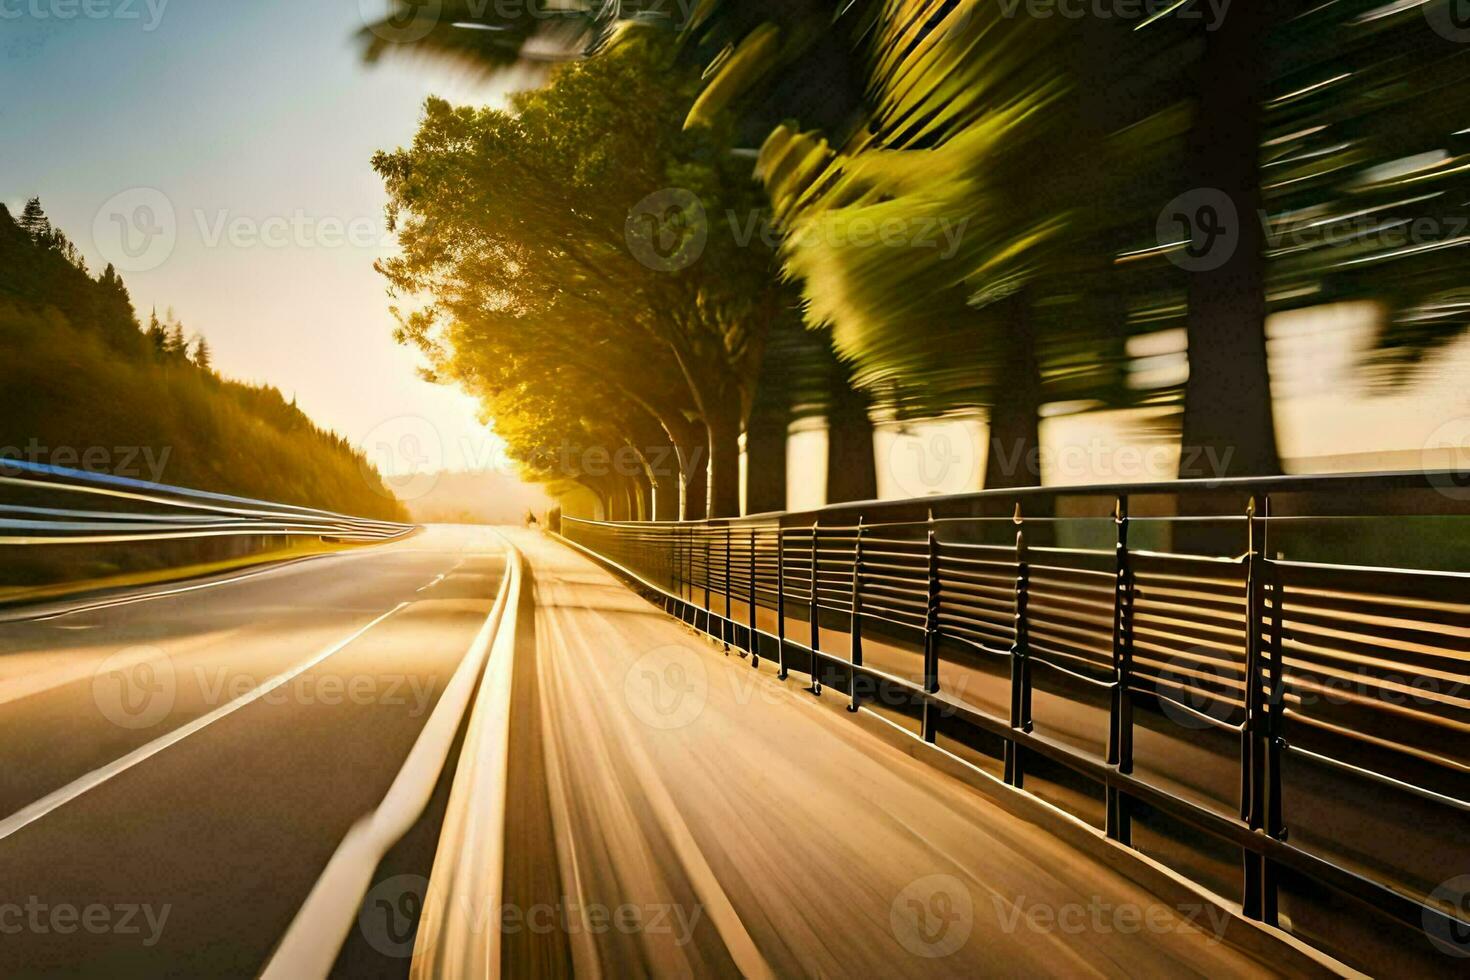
[0, 526, 1338, 977]
[0, 526, 506, 978]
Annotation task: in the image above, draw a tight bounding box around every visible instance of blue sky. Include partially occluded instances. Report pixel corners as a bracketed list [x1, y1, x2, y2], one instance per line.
[2, 1, 507, 476]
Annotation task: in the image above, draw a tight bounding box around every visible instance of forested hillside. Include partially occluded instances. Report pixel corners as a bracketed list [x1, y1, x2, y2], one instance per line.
[0, 199, 406, 521]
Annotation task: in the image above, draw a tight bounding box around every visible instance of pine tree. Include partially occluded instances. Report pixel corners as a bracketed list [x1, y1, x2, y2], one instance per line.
[19, 198, 50, 243]
[146, 309, 168, 356]
[166, 324, 186, 359]
[192, 336, 213, 371]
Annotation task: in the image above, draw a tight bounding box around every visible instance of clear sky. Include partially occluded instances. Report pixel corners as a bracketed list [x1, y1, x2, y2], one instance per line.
[2, 1, 508, 478]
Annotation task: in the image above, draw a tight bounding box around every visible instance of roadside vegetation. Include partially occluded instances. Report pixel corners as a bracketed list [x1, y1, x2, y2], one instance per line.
[0, 200, 407, 522]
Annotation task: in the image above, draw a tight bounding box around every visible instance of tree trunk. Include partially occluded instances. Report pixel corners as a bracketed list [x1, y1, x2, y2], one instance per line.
[985, 295, 1044, 490]
[1179, 0, 1281, 479]
[632, 473, 651, 522]
[607, 480, 630, 521]
[706, 412, 742, 519]
[652, 470, 681, 521]
[744, 416, 788, 514]
[665, 419, 708, 522]
[826, 371, 877, 503]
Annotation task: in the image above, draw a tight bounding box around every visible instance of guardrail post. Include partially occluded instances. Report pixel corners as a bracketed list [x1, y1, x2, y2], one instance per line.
[921, 510, 942, 744]
[810, 521, 822, 697]
[1005, 503, 1032, 788]
[848, 518, 865, 713]
[1263, 500, 1286, 927]
[724, 525, 734, 651]
[702, 532, 711, 635]
[1107, 495, 1135, 845]
[776, 528, 789, 680]
[1241, 495, 1273, 921]
[748, 529, 759, 666]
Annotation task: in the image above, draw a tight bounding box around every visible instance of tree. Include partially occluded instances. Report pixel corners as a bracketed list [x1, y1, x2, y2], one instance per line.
[146, 309, 168, 357]
[164, 319, 187, 360]
[192, 336, 213, 372]
[19, 198, 50, 243]
[373, 31, 783, 517]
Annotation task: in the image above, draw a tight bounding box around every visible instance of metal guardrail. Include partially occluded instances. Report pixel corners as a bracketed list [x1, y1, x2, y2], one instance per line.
[0, 460, 416, 545]
[564, 470, 1470, 970]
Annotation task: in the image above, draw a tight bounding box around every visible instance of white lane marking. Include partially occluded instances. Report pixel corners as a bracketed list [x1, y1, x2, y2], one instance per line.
[0, 603, 410, 844]
[2, 552, 362, 624]
[262, 546, 516, 980]
[415, 558, 466, 593]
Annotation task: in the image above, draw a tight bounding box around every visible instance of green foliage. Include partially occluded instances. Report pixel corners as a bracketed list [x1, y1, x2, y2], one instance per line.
[0, 201, 405, 520]
[374, 30, 793, 514]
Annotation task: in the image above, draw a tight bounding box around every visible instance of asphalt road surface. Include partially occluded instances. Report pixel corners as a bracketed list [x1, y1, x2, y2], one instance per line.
[0, 526, 1339, 977]
[0, 526, 506, 978]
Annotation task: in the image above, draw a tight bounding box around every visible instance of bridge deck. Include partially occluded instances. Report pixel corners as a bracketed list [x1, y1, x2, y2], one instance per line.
[504, 530, 1332, 977]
